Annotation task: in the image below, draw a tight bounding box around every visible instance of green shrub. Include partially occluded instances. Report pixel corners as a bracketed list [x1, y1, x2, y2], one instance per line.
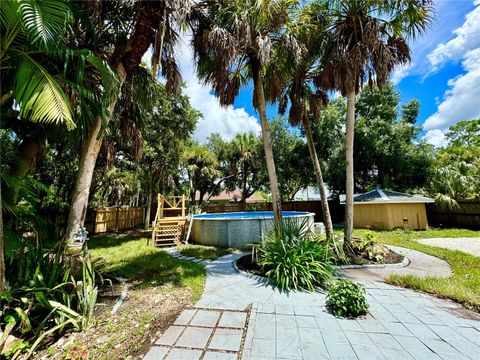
[326, 279, 369, 317]
[351, 231, 386, 263]
[0, 242, 100, 358]
[255, 219, 336, 292]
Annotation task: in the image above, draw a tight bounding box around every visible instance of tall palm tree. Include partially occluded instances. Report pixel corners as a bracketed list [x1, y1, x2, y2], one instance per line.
[192, 0, 298, 221]
[278, 1, 334, 237]
[64, 0, 191, 244]
[315, 0, 433, 245]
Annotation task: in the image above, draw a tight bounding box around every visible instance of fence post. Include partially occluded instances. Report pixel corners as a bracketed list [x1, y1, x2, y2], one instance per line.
[115, 207, 120, 231]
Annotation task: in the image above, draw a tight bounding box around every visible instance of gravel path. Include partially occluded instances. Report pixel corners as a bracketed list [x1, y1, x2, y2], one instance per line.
[418, 237, 480, 257]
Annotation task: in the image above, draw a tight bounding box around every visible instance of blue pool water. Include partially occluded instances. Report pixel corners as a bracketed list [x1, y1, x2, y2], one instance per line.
[193, 211, 310, 219]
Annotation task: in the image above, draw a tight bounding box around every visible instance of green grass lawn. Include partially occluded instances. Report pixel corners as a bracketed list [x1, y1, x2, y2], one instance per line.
[89, 234, 205, 300]
[352, 228, 480, 311]
[177, 244, 234, 260]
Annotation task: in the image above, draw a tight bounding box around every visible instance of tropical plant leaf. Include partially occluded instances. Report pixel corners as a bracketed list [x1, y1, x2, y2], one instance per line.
[13, 51, 75, 129]
[18, 0, 71, 46]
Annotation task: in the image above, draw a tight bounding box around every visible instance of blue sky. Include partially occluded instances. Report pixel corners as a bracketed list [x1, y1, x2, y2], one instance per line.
[177, 0, 480, 146]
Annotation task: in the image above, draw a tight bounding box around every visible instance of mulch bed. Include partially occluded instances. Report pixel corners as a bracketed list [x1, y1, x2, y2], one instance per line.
[236, 246, 405, 279]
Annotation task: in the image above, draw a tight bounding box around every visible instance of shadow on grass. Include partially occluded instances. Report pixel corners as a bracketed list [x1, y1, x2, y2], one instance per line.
[177, 244, 233, 260]
[89, 233, 150, 250]
[89, 235, 205, 299]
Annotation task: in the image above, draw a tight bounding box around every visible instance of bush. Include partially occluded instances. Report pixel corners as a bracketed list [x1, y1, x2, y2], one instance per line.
[0, 241, 100, 358]
[351, 231, 386, 263]
[326, 279, 369, 318]
[255, 218, 336, 292]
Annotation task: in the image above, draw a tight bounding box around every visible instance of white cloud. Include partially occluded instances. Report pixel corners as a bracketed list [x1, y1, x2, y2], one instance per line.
[391, 63, 413, 84]
[175, 35, 261, 143]
[391, 1, 475, 82]
[427, 0, 480, 73]
[424, 129, 447, 148]
[424, 45, 480, 132]
[422, 1, 480, 142]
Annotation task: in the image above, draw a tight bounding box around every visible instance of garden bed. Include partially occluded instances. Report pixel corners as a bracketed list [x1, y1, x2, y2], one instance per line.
[35, 234, 206, 359]
[236, 246, 405, 279]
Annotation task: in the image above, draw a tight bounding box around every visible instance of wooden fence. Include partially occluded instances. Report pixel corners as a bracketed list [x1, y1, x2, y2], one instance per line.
[93, 206, 144, 233]
[203, 200, 480, 229]
[42, 206, 145, 239]
[426, 201, 480, 230]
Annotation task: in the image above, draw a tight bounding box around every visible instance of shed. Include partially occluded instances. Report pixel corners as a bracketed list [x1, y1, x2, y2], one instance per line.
[341, 188, 434, 230]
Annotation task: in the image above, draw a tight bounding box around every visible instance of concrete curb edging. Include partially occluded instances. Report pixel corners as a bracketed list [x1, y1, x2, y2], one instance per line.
[339, 256, 410, 270]
[231, 252, 276, 286]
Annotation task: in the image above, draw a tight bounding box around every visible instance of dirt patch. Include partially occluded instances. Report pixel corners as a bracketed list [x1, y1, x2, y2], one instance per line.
[36, 282, 196, 360]
[349, 244, 403, 265]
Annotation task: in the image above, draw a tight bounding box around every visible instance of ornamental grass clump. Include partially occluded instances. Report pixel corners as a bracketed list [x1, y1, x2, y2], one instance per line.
[255, 218, 336, 292]
[326, 279, 369, 318]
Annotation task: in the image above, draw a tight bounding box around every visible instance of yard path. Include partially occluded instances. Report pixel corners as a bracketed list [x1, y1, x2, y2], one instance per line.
[418, 237, 480, 257]
[144, 251, 480, 360]
[340, 245, 452, 282]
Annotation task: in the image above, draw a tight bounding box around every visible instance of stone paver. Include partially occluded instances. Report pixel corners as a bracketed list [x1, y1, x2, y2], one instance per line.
[203, 351, 238, 360]
[418, 237, 480, 257]
[176, 326, 213, 348]
[144, 251, 480, 360]
[155, 325, 184, 346]
[166, 348, 202, 359]
[190, 309, 221, 327]
[218, 311, 247, 328]
[208, 328, 243, 351]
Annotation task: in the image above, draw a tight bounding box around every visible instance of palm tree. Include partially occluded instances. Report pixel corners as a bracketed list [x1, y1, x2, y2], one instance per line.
[428, 162, 478, 210]
[192, 0, 298, 221]
[64, 0, 191, 244]
[230, 133, 262, 205]
[183, 143, 221, 205]
[315, 0, 433, 245]
[278, 1, 334, 237]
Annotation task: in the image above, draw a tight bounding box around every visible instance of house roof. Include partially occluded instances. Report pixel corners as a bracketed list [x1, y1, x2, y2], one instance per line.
[196, 190, 266, 203]
[340, 188, 434, 204]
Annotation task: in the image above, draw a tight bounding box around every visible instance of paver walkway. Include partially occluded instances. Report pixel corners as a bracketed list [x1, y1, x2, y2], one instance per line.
[144, 252, 480, 360]
[340, 245, 452, 282]
[418, 237, 480, 257]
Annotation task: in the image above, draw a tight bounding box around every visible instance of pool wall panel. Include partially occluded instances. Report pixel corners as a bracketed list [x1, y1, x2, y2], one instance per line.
[190, 212, 314, 248]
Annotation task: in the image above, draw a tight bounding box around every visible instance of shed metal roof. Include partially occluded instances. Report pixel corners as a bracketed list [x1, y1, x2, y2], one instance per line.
[340, 188, 434, 204]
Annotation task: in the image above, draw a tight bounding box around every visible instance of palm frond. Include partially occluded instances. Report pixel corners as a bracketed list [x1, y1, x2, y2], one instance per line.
[19, 0, 72, 46]
[13, 51, 75, 129]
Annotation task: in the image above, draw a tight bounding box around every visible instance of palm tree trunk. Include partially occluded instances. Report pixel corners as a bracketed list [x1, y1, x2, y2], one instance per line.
[12, 137, 43, 177]
[251, 62, 282, 221]
[145, 181, 152, 230]
[0, 183, 5, 290]
[65, 65, 127, 243]
[241, 164, 248, 209]
[302, 117, 334, 238]
[344, 90, 356, 244]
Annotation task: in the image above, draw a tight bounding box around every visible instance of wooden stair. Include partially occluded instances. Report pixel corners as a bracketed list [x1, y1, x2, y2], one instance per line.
[152, 194, 186, 247]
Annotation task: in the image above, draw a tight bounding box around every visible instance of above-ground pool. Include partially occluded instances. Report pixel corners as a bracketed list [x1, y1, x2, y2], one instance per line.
[190, 211, 315, 248]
